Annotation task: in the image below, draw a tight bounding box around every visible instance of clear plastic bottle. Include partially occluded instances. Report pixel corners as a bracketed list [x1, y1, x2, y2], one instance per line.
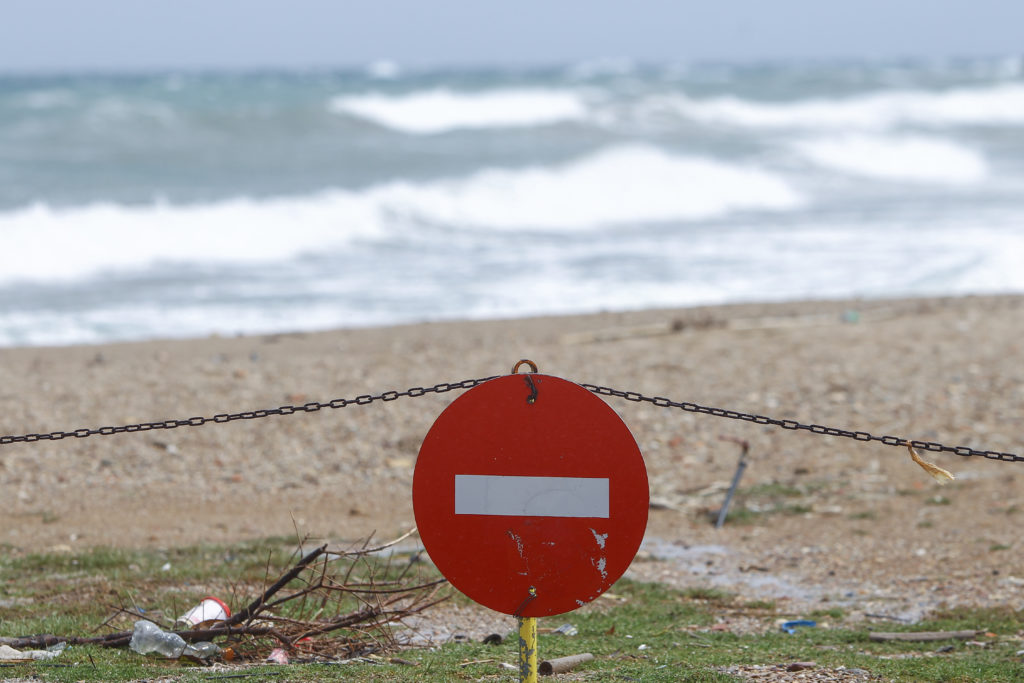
[130, 620, 188, 658]
[186, 641, 221, 659]
[129, 620, 220, 660]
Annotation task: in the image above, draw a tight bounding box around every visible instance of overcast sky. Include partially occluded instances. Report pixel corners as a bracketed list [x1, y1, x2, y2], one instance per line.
[2, 0, 1022, 73]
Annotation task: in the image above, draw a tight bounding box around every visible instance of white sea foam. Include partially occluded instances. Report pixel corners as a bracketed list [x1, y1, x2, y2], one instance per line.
[656, 83, 1024, 130]
[0, 146, 801, 284]
[794, 134, 989, 184]
[0, 195, 384, 284]
[328, 88, 589, 133]
[371, 145, 803, 229]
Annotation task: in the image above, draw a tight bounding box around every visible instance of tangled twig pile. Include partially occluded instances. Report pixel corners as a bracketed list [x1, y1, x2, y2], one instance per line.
[0, 530, 449, 663]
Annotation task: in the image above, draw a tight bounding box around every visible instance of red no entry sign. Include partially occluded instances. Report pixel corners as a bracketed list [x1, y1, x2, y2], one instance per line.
[413, 372, 648, 617]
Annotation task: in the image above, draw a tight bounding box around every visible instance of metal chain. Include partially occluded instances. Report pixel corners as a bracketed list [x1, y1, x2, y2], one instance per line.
[581, 383, 1024, 463]
[1, 375, 1020, 464]
[0, 377, 499, 446]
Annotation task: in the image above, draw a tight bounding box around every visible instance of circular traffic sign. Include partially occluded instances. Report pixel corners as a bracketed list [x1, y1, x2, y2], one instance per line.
[413, 372, 648, 617]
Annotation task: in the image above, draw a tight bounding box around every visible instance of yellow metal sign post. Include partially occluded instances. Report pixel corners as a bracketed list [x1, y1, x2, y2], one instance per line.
[518, 614, 538, 683]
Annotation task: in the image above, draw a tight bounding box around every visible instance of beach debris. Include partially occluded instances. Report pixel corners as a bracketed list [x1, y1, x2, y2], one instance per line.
[130, 620, 217, 660]
[0, 642, 66, 661]
[780, 620, 817, 634]
[389, 657, 419, 665]
[459, 658, 496, 668]
[128, 620, 181, 657]
[907, 444, 955, 483]
[0, 529, 449, 664]
[869, 630, 979, 642]
[538, 652, 595, 675]
[551, 623, 578, 636]
[175, 596, 230, 629]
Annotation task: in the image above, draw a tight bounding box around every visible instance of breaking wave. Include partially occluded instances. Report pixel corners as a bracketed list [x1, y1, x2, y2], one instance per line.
[794, 134, 989, 183]
[328, 87, 589, 134]
[0, 145, 802, 283]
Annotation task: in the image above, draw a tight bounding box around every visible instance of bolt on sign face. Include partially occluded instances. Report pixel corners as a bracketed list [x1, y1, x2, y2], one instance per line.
[413, 373, 649, 617]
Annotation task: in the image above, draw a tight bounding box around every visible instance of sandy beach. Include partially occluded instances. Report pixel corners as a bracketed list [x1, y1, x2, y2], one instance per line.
[2, 294, 1022, 622]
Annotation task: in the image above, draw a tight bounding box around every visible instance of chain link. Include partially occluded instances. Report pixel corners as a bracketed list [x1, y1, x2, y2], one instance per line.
[0, 377, 499, 446]
[580, 383, 1024, 463]
[1, 375, 1020, 464]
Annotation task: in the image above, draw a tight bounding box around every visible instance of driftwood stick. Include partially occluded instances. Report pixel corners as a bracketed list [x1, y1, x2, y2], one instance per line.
[869, 630, 980, 642]
[539, 653, 595, 675]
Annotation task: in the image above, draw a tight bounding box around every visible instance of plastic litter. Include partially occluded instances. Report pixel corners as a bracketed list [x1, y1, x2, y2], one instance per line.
[780, 619, 817, 634]
[187, 641, 221, 659]
[551, 623, 578, 636]
[175, 596, 231, 629]
[130, 620, 186, 658]
[129, 620, 219, 660]
[266, 647, 289, 664]
[0, 642, 66, 661]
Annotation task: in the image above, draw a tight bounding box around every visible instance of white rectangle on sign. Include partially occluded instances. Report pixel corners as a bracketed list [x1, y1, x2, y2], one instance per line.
[455, 475, 609, 518]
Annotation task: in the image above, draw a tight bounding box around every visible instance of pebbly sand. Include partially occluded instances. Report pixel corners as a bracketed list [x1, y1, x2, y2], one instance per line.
[1, 294, 1022, 625]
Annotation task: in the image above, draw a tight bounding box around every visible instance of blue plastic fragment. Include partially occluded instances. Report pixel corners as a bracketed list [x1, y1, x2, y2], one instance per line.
[780, 620, 817, 634]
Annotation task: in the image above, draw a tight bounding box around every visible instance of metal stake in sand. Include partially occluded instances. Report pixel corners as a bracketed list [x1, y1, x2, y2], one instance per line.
[715, 436, 749, 529]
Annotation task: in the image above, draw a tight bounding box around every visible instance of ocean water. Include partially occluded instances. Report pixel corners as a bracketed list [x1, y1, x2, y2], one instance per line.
[2, 58, 1023, 347]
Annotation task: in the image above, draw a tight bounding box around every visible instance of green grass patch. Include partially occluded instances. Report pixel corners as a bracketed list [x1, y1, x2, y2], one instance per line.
[716, 479, 826, 524]
[810, 607, 846, 620]
[741, 482, 803, 498]
[2, 542, 1023, 681]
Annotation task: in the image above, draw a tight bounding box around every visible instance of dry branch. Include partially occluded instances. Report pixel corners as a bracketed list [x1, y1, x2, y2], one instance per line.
[226, 543, 328, 628]
[1, 530, 449, 661]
